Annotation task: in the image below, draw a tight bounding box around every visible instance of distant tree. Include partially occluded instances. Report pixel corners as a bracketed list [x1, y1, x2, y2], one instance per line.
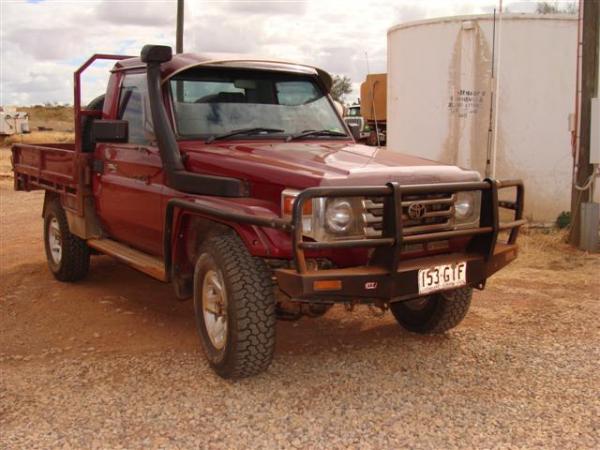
[330, 75, 353, 103]
[535, 1, 577, 14]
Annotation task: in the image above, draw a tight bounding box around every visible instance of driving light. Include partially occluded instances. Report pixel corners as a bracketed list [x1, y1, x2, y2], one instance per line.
[455, 191, 475, 219]
[325, 199, 354, 233]
[454, 191, 481, 228]
[281, 189, 363, 241]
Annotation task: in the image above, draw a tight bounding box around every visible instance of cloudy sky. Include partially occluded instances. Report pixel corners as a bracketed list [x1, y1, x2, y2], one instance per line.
[1, 0, 564, 105]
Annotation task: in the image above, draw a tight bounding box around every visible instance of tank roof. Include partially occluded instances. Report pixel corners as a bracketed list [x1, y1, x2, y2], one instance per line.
[388, 12, 577, 34]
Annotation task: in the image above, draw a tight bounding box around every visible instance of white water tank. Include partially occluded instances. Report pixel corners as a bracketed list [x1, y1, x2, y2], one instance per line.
[387, 14, 577, 223]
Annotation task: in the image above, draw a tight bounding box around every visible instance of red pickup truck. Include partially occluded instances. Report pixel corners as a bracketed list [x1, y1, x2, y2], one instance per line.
[12, 45, 525, 378]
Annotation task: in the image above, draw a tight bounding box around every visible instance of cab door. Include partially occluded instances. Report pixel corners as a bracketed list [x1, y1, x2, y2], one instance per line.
[94, 72, 165, 256]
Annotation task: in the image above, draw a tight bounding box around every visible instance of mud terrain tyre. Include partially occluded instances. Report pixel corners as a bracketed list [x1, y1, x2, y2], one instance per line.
[193, 234, 276, 379]
[43, 199, 90, 282]
[390, 287, 472, 334]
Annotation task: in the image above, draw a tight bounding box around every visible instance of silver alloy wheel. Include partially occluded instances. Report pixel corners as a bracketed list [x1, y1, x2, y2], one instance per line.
[202, 269, 228, 350]
[47, 217, 62, 265]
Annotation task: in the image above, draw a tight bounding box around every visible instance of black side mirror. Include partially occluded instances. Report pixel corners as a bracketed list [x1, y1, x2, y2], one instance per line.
[141, 45, 172, 64]
[92, 120, 128, 143]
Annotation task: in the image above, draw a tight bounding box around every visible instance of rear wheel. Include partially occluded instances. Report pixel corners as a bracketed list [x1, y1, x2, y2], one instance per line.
[193, 234, 276, 379]
[43, 200, 90, 282]
[389, 287, 472, 334]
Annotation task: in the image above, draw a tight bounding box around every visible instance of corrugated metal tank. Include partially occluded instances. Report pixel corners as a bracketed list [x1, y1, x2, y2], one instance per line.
[387, 14, 577, 223]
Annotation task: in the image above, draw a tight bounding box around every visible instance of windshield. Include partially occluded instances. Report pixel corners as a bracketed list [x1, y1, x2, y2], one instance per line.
[347, 107, 361, 117]
[169, 69, 347, 139]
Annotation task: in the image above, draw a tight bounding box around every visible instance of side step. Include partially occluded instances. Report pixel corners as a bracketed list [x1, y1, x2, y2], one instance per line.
[87, 238, 167, 282]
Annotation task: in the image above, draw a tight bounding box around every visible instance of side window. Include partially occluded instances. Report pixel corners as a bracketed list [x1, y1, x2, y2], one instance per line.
[118, 73, 154, 145]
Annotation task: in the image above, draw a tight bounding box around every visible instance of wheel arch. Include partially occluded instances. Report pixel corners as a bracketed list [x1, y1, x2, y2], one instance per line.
[169, 211, 274, 300]
[42, 191, 61, 219]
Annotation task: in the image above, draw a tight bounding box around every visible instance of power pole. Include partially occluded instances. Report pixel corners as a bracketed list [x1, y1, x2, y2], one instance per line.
[569, 0, 599, 247]
[176, 0, 184, 54]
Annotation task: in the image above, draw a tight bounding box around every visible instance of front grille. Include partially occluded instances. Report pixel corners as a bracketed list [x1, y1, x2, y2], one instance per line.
[362, 193, 456, 237]
[344, 117, 364, 140]
[344, 117, 363, 128]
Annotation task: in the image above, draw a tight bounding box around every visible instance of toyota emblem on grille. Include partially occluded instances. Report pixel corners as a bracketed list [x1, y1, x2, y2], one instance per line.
[407, 202, 426, 220]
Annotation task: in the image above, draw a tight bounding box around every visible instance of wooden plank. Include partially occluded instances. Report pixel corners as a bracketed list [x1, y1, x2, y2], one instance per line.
[87, 239, 167, 282]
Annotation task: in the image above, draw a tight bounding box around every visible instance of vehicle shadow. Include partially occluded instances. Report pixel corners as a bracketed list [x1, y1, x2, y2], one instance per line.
[89, 256, 454, 354]
[2, 256, 457, 365]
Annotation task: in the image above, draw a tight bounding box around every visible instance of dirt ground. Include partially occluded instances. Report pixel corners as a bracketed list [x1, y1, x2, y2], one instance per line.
[1, 146, 599, 449]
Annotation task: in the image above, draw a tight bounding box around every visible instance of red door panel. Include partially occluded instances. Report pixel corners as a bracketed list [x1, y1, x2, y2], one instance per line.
[94, 143, 165, 256]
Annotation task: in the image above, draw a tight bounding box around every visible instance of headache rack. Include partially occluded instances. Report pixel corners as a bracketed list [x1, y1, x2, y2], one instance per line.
[290, 179, 525, 274]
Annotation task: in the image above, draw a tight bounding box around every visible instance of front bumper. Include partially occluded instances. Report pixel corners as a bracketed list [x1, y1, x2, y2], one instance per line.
[275, 243, 518, 302]
[276, 178, 525, 303]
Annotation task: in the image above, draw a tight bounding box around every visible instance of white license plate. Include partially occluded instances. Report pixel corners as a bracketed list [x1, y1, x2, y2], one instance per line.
[418, 262, 467, 294]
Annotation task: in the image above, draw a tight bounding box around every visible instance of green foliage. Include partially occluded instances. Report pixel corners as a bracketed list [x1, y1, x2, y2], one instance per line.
[330, 75, 352, 103]
[556, 211, 571, 229]
[535, 1, 577, 14]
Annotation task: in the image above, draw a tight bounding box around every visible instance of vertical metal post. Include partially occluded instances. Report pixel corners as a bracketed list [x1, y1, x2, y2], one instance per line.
[176, 0, 184, 54]
[508, 183, 524, 245]
[371, 80, 381, 148]
[570, 0, 599, 246]
[486, 179, 499, 260]
[580, 202, 599, 251]
[175, 0, 184, 101]
[485, 9, 497, 178]
[389, 183, 403, 272]
[292, 194, 308, 274]
[490, 0, 504, 179]
[370, 183, 402, 272]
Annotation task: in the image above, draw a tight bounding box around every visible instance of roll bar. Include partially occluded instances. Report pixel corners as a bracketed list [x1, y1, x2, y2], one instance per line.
[74, 54, 132, 153]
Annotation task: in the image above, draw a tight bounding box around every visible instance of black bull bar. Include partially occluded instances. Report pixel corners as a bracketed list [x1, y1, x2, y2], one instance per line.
[164, 179, 524, 301]
[274, 178, 525, 302]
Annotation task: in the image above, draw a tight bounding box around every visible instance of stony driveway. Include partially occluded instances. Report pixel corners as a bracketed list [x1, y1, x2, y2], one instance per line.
[1, 180, 599, 449]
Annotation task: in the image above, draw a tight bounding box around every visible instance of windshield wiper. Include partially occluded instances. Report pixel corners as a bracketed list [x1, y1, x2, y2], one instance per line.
[206, 127, 285, 144]
[285, 129, 347, 142]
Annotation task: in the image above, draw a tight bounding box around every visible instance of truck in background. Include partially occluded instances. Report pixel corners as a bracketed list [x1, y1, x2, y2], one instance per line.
[342, 103, 368, 141]
[360, 73, 387, 146]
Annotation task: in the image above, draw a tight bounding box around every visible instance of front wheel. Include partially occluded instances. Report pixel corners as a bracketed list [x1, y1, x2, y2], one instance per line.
[193, 234, 276, 379]
[390, 287, 472, 334]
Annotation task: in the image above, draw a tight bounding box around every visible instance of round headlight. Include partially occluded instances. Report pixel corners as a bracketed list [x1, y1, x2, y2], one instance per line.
[455, 191, 474, 219]
[325, 199, 353, 233]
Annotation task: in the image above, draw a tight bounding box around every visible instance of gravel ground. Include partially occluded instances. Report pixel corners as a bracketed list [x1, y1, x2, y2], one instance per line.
[1, 153, 599, 449]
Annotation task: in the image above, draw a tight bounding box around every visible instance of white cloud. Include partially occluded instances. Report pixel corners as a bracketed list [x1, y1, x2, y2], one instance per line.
[0, 0, 571, 105]
[218, 0, 308, 15]
[95, 1, 175, 26]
